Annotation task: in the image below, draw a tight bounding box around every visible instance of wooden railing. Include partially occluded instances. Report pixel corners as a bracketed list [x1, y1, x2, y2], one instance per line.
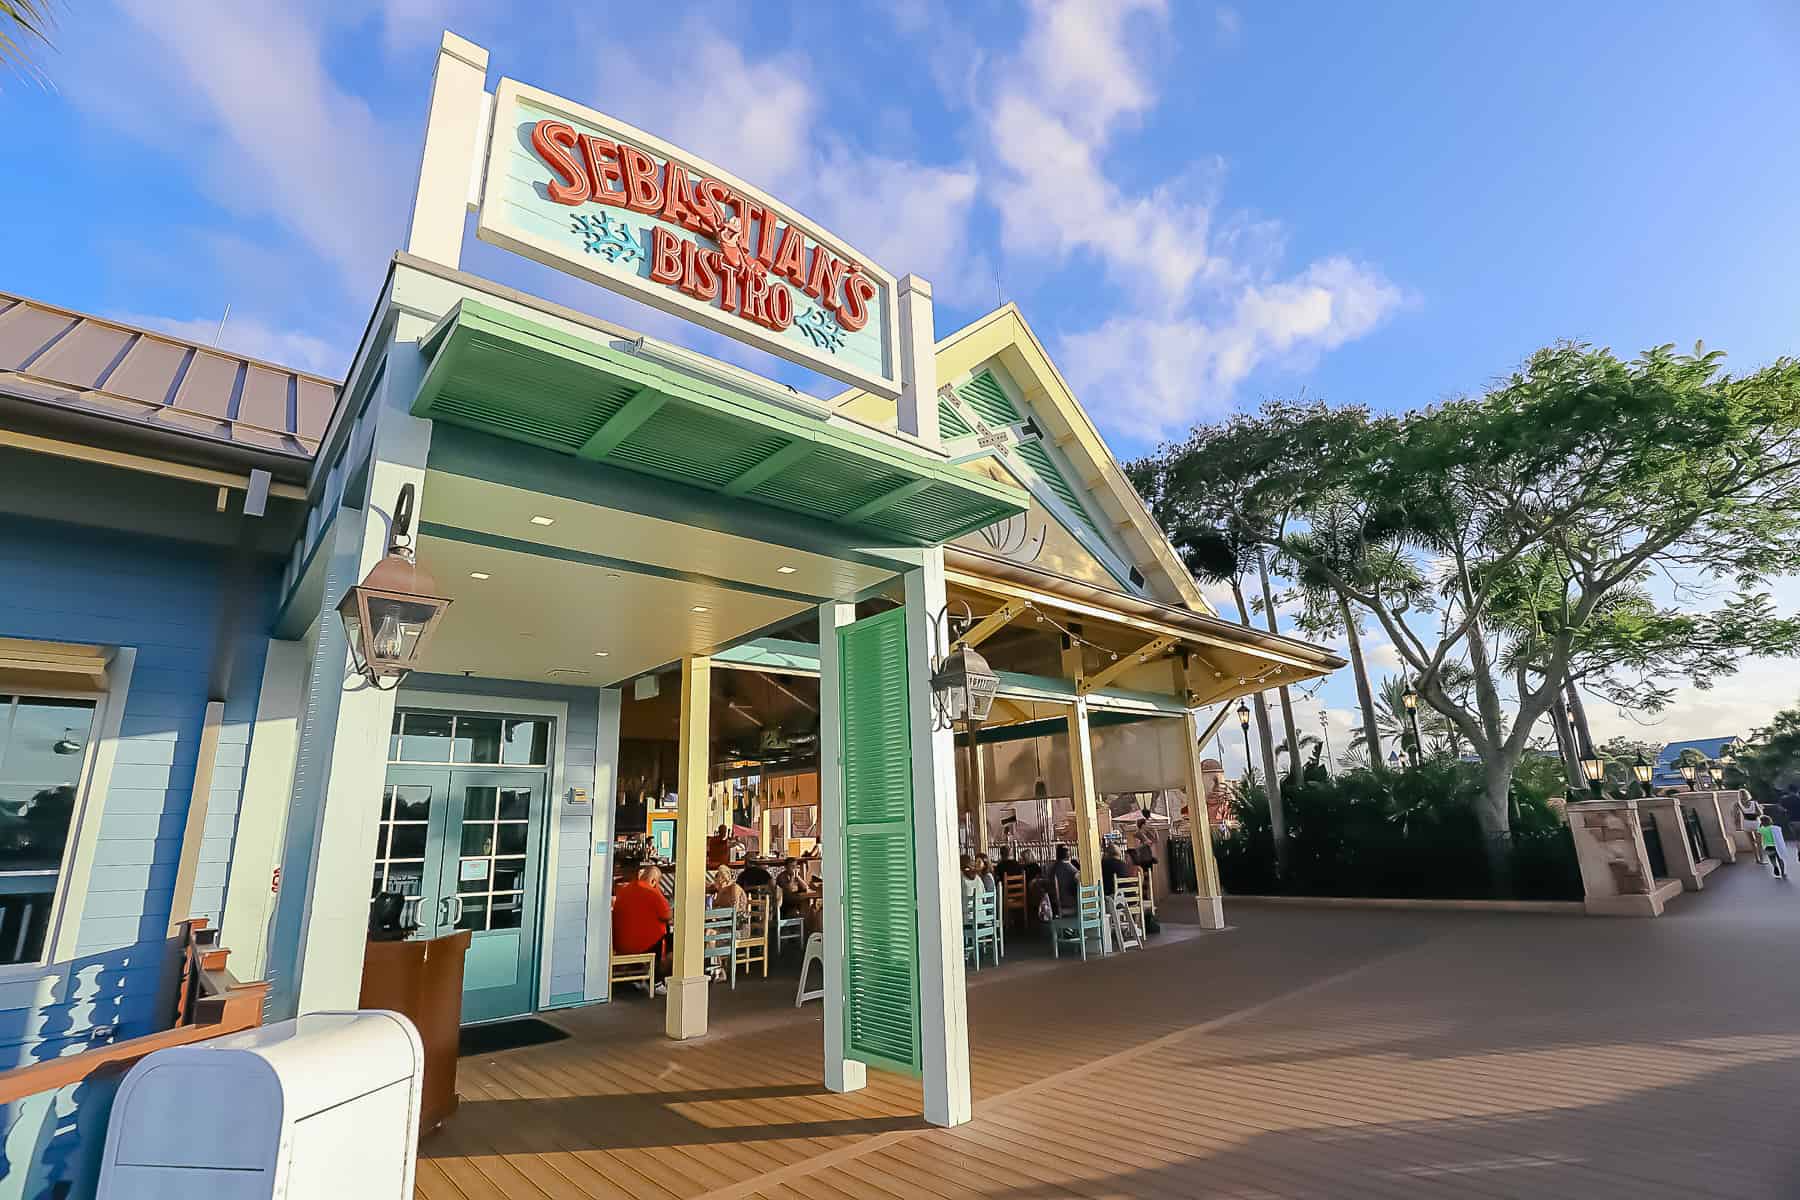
[0, 918, 267, 1105]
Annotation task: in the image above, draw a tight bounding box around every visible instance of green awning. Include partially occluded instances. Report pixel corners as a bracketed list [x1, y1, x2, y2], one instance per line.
[412, 301, 1026, 546]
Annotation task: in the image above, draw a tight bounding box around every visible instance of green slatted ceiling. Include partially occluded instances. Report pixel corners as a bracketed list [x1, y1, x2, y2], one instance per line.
[955, 370, 1021, 427]
[434, 333, 641, 452]
[412, 301, 1026, 547]
[1014, 438, 1103, 537]
[609, 403, 790, 489]
[938, 397, 974, 439]
[838, 607, 921, 1076]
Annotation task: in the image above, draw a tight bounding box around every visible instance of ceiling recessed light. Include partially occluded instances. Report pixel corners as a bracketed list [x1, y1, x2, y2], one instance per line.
[691, 605, 710, 613]
[469, 572, 491, 580]
[529, 515, 556, 526]
[776, 565, 798, 574]
[593, 650, 610, 657]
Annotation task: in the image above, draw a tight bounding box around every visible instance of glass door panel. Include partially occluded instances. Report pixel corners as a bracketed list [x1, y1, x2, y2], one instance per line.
[444, 770, 545, 1023]
[372, 767, 451, 934]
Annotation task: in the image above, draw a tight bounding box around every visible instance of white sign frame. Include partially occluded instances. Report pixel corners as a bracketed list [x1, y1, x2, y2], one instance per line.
[475, 77, 904, 399]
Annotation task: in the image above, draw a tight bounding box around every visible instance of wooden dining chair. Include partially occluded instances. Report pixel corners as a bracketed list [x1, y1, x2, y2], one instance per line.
[1001, 874, 1028, 932]
[610, 950, 656, 994]
[1116, 876, 1147, 944]
[1050, 883, 1106, 960]
[735, 892, 772, 978]
[702, 905, 738, 988]
[964, 888, 1000, 970]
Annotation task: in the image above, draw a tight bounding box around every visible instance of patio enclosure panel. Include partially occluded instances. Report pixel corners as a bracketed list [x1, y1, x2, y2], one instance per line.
[837, 607, 921, 1076]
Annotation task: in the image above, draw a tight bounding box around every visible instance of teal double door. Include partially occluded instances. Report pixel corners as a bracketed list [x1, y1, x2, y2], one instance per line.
[376, 765, 548, 1024]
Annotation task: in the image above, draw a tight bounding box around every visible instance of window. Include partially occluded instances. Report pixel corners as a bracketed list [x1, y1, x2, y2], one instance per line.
[388, 711, 549, 767]
[0, 695, 99, 966]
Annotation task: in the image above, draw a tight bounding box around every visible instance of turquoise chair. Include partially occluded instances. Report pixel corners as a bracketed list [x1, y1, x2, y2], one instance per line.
[964, 887, 1000, 970]
[703, 905, 738, 987]
[1050, 883, 1106, 960]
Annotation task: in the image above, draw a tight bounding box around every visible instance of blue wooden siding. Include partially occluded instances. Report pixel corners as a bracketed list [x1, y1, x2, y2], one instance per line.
[0, 518, 276, 1071]
[400, 675, 603, 1008]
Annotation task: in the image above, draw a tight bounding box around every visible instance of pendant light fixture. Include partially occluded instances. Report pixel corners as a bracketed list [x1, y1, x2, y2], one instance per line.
[1032, 733, 1048, 801]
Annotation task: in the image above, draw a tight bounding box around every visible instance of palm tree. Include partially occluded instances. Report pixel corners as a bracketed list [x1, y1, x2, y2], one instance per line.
[2, 1, 54, 78]
[1350, 673, 1468, 762]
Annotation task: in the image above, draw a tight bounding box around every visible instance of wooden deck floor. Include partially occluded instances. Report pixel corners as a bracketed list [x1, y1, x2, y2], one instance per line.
[420, 864, 1800, 1198]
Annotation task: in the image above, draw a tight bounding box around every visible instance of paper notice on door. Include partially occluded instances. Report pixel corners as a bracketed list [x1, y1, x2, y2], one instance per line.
[459, 858, 490, 882]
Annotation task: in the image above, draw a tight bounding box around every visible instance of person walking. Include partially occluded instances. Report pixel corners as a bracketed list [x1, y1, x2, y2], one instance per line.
[1736, 794, 1767, 864]
[1758, 815, 1789, 880]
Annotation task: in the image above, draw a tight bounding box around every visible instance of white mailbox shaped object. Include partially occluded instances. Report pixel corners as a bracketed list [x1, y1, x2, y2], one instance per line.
[97, 1010, 425, 1200]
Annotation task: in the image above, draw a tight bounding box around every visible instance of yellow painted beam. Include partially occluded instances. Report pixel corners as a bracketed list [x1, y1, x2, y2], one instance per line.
[1078, 634, 1179, 696]
[953, 599, 1029, 652]
[0, 428, 307, 500]
[1064, 699, 1103, 888]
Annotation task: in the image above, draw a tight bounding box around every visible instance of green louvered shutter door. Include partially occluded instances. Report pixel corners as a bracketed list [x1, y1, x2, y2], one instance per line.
[838, 607, 921, 1076]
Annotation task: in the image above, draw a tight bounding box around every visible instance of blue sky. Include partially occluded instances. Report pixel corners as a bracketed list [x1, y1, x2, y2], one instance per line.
[5, 0, 1799, 767]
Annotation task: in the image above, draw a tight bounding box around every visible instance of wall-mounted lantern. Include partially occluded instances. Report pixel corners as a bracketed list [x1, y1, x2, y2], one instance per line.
[337, 483, 452, 689]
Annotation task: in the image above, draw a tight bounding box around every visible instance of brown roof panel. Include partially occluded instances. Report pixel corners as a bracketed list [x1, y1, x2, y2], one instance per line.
[173, 350, 241, 420]
[296, 378, 337, 441]
[237, 365, 291, 433]
[0, 289, 344, 470]
[0, 303, 76, 369]
[30, 321, 136, 391]
[106, 336, 192, 406]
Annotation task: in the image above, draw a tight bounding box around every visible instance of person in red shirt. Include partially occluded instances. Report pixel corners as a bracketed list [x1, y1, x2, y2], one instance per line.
[613, 865, 673, 985]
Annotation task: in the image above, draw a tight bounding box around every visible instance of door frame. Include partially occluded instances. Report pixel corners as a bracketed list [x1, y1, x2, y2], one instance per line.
[393, 691, 569, 1014]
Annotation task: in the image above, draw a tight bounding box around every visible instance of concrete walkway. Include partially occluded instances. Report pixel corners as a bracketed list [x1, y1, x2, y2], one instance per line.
[421, 862, 1800, 1198]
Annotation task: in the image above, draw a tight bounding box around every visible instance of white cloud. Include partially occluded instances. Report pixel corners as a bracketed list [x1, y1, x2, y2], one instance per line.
[596, 28, 988, 304]
[979, 0, 1403, 440]
[117, 312, 349, 378]
[67, 0, 409, 302]
[1059, 257, 1404, 441]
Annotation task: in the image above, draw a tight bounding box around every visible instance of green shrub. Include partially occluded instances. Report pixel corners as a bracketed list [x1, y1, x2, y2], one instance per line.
[1211, 760, 1582, 901]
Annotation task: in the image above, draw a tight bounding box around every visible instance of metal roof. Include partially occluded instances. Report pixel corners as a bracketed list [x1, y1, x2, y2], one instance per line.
[0, 291, 341, 465]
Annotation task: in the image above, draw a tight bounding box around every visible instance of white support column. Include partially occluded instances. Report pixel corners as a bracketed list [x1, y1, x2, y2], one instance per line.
[266, 338, 434, 1020]
[903, 551, 972, 1128]
[405, 32, 490, 269]
[666, 656, 711, 1039]
[895, 274, 939, 446]
[583, 687, 623, 1001]
[816, 599, 866, 1094]
[1180, 710, 1226, 929]
[220, 637, 308, 979]
[1065, 699, 1104, 889]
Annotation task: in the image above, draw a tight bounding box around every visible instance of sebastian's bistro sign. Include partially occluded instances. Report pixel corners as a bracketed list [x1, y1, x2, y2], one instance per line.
[475, 80, 900, 397]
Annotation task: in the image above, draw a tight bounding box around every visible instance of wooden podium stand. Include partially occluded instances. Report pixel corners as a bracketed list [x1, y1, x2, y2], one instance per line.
[360, 930, 470, 1135]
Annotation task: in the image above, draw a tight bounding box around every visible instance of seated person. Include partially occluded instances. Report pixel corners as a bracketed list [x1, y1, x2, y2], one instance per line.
[706, 824, 734, 869]
[959, 854, 984, 911]
[1100, 842, 1133, 897]
[775, 857, 811, 900]
[735, 859, 774, 888]
[974, 853, 997, 893]
[711, 866, 748, 912]
[612, 865, 673, 987]
[995, 848, 1025, 880]
[1047, 844, 1080, 917]
[1020, 848, 1043, 883]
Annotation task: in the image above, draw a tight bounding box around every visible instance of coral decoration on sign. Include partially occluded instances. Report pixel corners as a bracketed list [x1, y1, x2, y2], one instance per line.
[530, 118, 875, 348]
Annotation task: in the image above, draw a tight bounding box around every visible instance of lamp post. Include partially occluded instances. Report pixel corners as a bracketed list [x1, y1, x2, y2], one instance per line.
[1401, 682, 1423, 768]
[1632, 753, 1654, 798]
[1236, 700, 1252, 784]
[1580, 752, 1606, 798]
[336, 483, 452, 689]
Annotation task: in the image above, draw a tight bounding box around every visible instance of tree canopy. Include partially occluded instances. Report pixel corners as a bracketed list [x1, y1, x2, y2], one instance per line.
[1133, 342, 1800, 836]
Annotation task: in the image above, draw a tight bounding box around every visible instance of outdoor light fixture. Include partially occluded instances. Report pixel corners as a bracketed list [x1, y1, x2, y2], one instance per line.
[1632, 753, 1654, 797]
[930, 643, 999, 727]
[1580, 754, 1605, 796]
[926, 601, 1000, 730]
[1679, 761, 1698, 787]
[1237, 700, 1251, 730]
[1402, 681, 1424, 768]
[336, 483, 452, 690]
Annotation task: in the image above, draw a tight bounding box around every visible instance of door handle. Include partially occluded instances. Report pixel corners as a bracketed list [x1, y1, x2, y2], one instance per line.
[440, 895, 464, 929]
